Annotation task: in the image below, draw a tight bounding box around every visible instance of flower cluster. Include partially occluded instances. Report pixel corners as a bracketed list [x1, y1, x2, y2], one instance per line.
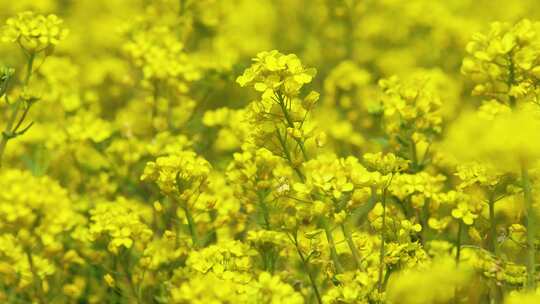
[462, 19, 540, 106]
[237, 50, 317, 98]
[124, 26, 200, 85]
[1, 2, 540, 304]
[377, 75, 443, 170]
[1, 11, 68, 52]
[89, 199, 153, 254]
[141, 151, 211, 196]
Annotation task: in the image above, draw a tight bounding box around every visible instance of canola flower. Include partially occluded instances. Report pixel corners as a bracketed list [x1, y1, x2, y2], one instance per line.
[0, 1, 540, 304]
[2, 11, 68, 52]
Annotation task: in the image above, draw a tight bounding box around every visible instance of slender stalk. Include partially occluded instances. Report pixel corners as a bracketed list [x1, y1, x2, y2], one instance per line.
[122, 251, 142, 304]
[274, 93, 345, 273]
[151, 80, 159, 124]
[420, 199, 430, 246]
[178, 0, 187, 16]
[137, 269, 146, 304]
[506, 50, 535, 290]
[456, 221, 463, 265]
[341, 223, 361, 268]
[257, 190, 277, 273]
[183, 205, 199, 247]
[522, 164, 536, 290]
[454, 221, 463, 304]
[276, 93, 308, 161]
[109, 255, 122, 301]
[257, 191, 271, 229]
[0, 103, 20, 167]
[409, 137, 419, 172]
[322, 220, 344, 273]
[507, 55, 516, 108]
[377, 186, 389, 292]
[292, 232, 322, 304]
[26, 249, 46, 304]
[488, 194, 498, 256]
[486, 192, 504, 303]
[276, 93, 295, 129]
[0, 104, 17, 167]
[24, 52, 35, 85]
[344, 1, 356, 60]
[0, 52, 35, 168]
[275, 129, 304, 180]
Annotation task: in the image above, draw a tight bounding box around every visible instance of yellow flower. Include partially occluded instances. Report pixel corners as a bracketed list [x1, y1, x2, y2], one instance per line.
[387, 258, 472, 304]
[141, 151, 211, 196]
[451, 202, 478, 225]
[1, 12, 68, 52]
[237, 50, 316, 98]
[364, 152, 409, 174]
[445, 108, 540, 171]
[462, 19, 540, 106]
[103, 274, 115, 288]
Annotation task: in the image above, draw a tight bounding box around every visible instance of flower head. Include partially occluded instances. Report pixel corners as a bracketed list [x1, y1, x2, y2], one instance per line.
[2, 12, 68, 52]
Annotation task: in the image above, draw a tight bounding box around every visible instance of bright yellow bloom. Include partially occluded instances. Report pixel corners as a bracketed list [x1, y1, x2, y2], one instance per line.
[2, 11, 68, 51]
[103, 274, 115, 287]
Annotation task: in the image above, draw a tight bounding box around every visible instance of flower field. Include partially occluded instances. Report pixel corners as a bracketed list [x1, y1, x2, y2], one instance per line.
[1, 1, 540, 303]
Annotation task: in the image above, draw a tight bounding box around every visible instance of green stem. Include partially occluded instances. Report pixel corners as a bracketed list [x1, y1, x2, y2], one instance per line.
[178, 0, 187, 15]
[420, 199, 430, 245]
[488, 194, 498, 256]
[151, 80, 159, 124]
[110, 255, 122, 302]
[275, 91, 346, 278]
[276, 102, 343, 274]
[522, 164, 536, 290]
[322, 220, 344, 273]
[0, 52, 35, 168]
[377, 186, 389, 292]
[292, 232, 322, 304]
[0, 128, 12, 168]
[122, 251, 141, 304]
[275, 129, 304, 180]
[454, 221, 463, 304]
[137, 269, 146, 304]
[256, 190, 277, 273]
[344, 2, 355, 60]
[25, 249, 46, 304]
[456, 221, 463, 265]
[24, 52, 35, 86]
[507, 54, 516, 108]
[409, 137, 419, 172]
[276, 93, 309, 161]
[276, 93, 295, 128]
[183, 205, 199, 247]
[341, 222, 361, 268]
[257, 191, 271, 230]
[276, 125, 344, 273]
